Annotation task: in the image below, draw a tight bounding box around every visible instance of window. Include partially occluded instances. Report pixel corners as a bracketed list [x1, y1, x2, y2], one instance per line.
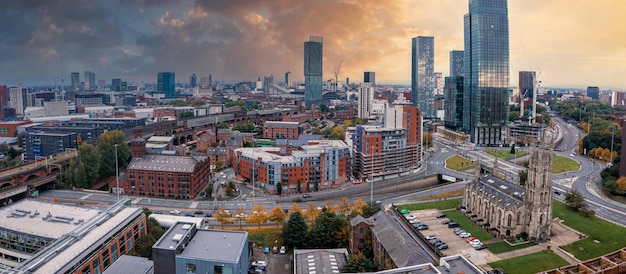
[359, 228, 364, 234]
[186, 263, 196, 274]
[359, 239, 364, 244]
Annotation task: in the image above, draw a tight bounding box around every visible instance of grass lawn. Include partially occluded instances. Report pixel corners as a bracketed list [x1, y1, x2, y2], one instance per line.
[396, 198, 462, 211]
[245, 227, 283, 247]
[446, 155, 474, 171]
[553, 201, 626, 260]
[444, 210, 493, 241]
[489, 250, 569, 274]
[485, 149, 529, 160]
[552, 156, 580, 174]
[416, 189, 465, 201]
[487, 241, 536, 254]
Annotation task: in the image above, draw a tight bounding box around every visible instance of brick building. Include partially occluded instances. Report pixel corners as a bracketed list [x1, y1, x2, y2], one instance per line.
[0, 121, 31, 137]
[263, 121, 300, 140]
[217, 128, 232, 143]
[196, 130, 217, 152]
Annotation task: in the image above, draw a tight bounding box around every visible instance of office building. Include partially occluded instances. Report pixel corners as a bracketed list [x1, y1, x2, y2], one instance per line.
[587, 86, 600, 100]
[0, 85, 8, 120]
[263, 121, 300, 140]
[411, 36, 435, 118]
[450, 50, 464, 78]
[9, 199, 146, 274]
[71, 72, 80, 90]
[200, 76, 209, 88]
[24, 131, 78, 161]
[444, 76, 464, 130]
[153, 222, 250, 274]
[263, 74, 274, 94]
[189, 73, 197, 88]
[233, 140, 350, 194]
[158, 72, 176, 98]
[9, 87, 27, 115]
[358, 82, 374, 118]
[304, 36, 323, 104]
[519, 71, 536, 121]
[84, 71, 96, 90]
[112, 78, 122, 92]
[208, 74, 212, 88]
[463, 0, 510, 145]
[434, 72, 443, 95]
[285, 71, 292, 87]
[364, 71, 376, 86]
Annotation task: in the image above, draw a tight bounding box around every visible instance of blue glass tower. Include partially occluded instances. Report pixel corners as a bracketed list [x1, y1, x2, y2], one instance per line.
[304, 36, 323, 104]
[158, 72, 176, 98]
[463, 0, 510, 145]
[411, 36, 435, 118]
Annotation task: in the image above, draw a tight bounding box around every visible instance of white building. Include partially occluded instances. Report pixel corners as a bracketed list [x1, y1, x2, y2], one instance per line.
[358, 83, 374, 118]
[9, 87, 26, 115]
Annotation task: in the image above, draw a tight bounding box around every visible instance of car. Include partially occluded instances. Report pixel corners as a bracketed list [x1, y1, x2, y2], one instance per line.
[251, 261, 267, 267]
[263, 246, 270, 254]
[409, 219, 420, 224]
[455, 229, 465, 235]
[474, 243, 487, 250]
[302, 193, 312, 198]
[436, 213, 447, 218]
[454, 227, 463, 233]
[185, 213, 193, 217]
[416, 224, 429, 230]
[169, 210, 181, 215]
[465, 236, 477, 243]
[442, 219, 452, 225]
[406, 215, 416, 220]
[279, 246, 286, 254]
[430, 239, 442, 246]
[459, 232, 472, 238]
[194, 210, 204, 216]
[447, 222, 460, 228]
[272, 246, 278, 254]
[375, 200, 382, 205]
[553, 190, 561, 196]
[400, 209, 411, 214]
[436, 243, 449, 250]
[425, 234, 437, 240]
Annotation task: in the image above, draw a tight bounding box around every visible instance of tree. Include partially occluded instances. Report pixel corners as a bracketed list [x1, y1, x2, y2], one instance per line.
[216, 122, 229, 129]
[343, 253, 376, 273]
[65, 143, 101, 188]
[361, 202, 382, 218]
[338, 197, 352, 216]
[324, 200, 336, 214]
[617, 176, 626, 192]
[248, 204, 269, 228]
[269, 206, 287, 227]
[181, 111, 194, 118]
[171, 100, 189, 106]
[304, 203, 321, 221]
[565, 190, 587, 211]
[519, 170, 528, 186]
[97, 130, 131, 178]
[603, 176, 620, 194]
[205, 183, 214, 198]
[510, 144, 516, 154]
[233, 122, 255, 133]
[319, 104, 329, 112]
[234, 208, 247, 229]
[289, 203, 304, 217]
[282, 212, 308, 249]
[135, 233, 157, 258]
[509, 111, 520, 122]
[352, 198, 367, 215]
[276, 183, 282, 196]
[215, 209, 233, 229]
[308, 211, 350, 248]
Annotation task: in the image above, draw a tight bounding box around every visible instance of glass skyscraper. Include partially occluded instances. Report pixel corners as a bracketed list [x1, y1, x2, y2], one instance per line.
[463, 0, 510, 146]
[158, 72, 176, 98]
[304, 36, 323, 104]
[411, 36, 435, 118]
[450, 50, 464, 78]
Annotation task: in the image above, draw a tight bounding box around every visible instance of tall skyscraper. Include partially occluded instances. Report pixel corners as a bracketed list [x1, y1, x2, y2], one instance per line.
[364, 71, 376, 86]
[208, 74, 212, 88]
[9, 87, 27, 115]
[285, 71, 292, 88]
[84, 71, 96, 90]
[411, 36, 435, 118]
[71, 72, 80, 91]
[434, 72, 443, 95]
[189, 73, 197, 88]
[444, 76, 464, 130]
[450, 50, 464, 78]
[112, 78, 122, 92]
[519, 71, 536, 119]
[263, 75, 274, 94]
[358, 83, 374, 118]
[304, 36, 323, 104]
[0, 85, 8, 120]
[587, 86, 600, 100]
[157, 72, 176, 98]
[463, 0, 510, 145]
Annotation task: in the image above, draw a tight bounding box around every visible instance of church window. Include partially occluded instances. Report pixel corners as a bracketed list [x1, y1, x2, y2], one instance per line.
[539, 214, 544, 225]
[516, 212, 521, 224]
[507, 215, 512, 227]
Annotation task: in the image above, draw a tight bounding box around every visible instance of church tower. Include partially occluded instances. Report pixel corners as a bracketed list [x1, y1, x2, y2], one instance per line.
[523, 137, 554, 240]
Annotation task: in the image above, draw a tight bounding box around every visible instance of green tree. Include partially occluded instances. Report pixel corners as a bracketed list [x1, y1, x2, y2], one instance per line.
[216, 122, 229, 129]
[565, 190, 587, 211]
[509, 111, 520, 122]
[65, 143, 101, 188]
[194, 101, 206, 107]
[319, 104, 329, 112]
[135, 233, 156, 258]
[233, 122, 255, 133]
[307, 210, 350, 248]
[518, 170, 528, 186]
[361, 202, 382, 218]
[282, 212, 308, 249]
[510, 144, 515, 154]
[343, 253, 376, 273]
[180, 111, 194, 118]
[171, 100, 189, 106]
[97, 130, 131, 178]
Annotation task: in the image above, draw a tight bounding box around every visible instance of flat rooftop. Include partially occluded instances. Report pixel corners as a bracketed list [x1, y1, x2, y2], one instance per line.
[154, 222, 195, 250]
[179, 230, 247, 263]
[127, 154, 207, 173]
[0, 199, 100, 239]
[103, 254, 154, 274]
[294, 249, 348, 274]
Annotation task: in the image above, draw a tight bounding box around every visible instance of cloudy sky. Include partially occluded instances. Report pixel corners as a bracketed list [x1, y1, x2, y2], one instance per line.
[1, 0, 624, 90]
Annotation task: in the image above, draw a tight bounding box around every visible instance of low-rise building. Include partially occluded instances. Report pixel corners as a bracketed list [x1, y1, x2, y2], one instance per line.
[263, 121, 300, 140]
[24, 131, 78, 161]
[0, 121, 31, 137]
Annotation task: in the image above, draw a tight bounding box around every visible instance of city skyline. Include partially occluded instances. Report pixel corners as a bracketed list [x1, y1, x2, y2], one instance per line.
[0, 1, 624, 90]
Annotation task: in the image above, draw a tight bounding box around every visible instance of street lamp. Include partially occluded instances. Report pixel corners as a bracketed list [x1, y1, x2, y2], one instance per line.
[114, 144, 120, 200]
[236, 213, 247, 230]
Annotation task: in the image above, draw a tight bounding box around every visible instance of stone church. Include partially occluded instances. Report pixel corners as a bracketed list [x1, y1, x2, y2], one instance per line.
[461, 138, 553, 241]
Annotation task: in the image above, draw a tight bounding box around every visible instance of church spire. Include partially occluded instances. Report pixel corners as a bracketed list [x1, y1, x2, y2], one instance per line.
[474, 159, 481, 179]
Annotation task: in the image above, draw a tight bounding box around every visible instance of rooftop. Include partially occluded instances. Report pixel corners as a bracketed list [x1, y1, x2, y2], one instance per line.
[294, 248, 348, 274]
[147, 136, 174, 143]
[127, 154, 207, 173]
[264, 121, 299, 128]
[0, 199, 100, 239]
[102, 255, 154, 274]
[470, 174, 525, 208]
[154, 222, 195, 250]
[179, 230, 247, 263]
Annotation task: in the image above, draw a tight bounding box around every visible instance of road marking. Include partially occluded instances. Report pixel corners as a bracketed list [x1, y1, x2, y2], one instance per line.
[131, 198, 142, 205]
[190, 202, 198, 209]
[79, 194, 92, 200]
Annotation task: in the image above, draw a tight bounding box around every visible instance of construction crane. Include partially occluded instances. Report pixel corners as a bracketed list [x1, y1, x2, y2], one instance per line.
[334, 59, 343, 92]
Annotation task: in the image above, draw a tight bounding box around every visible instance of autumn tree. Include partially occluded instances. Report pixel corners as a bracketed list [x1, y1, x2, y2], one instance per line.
[617, 176, 626, 192]
[304, 203, 321, 221]
[324, 200, 336, 214]
[361, 202, 382, 218]
[97, 130, 131, 178]
[215, 209, 233, 229]
[338, 197, 352, 216]
[289, 203, 303, 217]
[234, 208, 247, 229]
[269, 206, 287, 227]
[247, 204, 269, 228]
[352, 198, 367, 215]
[65, 143, 101, 188]
[308, 210, 350, 248]
[282, 212, 308, 249]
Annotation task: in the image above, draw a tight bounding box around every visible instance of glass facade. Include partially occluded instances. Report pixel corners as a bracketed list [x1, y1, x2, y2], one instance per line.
[304, 36, 323, 104]
[450, 50, 464, 78]
[158, 72, 176, 98]
[463, 0, 510, 145]
[411, 36, 435, 118]
[444, 76, 464, 130]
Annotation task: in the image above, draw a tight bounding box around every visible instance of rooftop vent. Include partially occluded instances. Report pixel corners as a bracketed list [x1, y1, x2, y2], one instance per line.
[172, 234, 183, 241]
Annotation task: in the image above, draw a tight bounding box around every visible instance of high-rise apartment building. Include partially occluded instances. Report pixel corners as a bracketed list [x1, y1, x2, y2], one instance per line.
[157, 72, 176, 98]
[411, 36, 435, 118]
[434, 72, 443, 95]
[519, 71, 536, 120]
[189, 73, 197, 88]
[263, 75, 274, 94]
[285, 71, 292, 87]
[358, 83, 374, 118]
[71, 72, 80, 91]
[112, 78, 122, 92]
[364, 71, 376, 86]
[444, 76, 464, 130]
[208, 74, 212, 88]
[450, 50, 464, 78]
[587, 86, 600, 100]
[84, 71, 96, 90]
[304, 36, 323, 104]
[9, 87, 27, 115]
[463, 0, 510, 145]
[200, 76, 209, 88]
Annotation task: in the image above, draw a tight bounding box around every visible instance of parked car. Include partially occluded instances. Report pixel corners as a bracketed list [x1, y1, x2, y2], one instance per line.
[474, 243, 488, 250]
[409, 219, 420, 224]
[279, 246, 286, 254]
[447, 222, 460, 228]
[425, 234, 437, 240]
[416, 224, 429, 230]
[465, 236, 477, 243]
[406, 215, 416, 220]
[442, 219, 452, 225]
[436, 213, 447, 218]
[169, 210, 181, 215]
[302, 193, 312, 198]
[430, 239, 442, 246]
[455, 229, 466, 235]
[400, 209, 411, 214]
[272, 246, 278, 254]
[263, 246, 270, 254]
[436, 243, 449, 250]
[251, 261, 267, 268]
[459, 232, 471, 238]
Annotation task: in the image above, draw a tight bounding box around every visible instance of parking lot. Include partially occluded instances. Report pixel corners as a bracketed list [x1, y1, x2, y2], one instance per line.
[404, 209, 498, 265]
[250, 245, 291, 274]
